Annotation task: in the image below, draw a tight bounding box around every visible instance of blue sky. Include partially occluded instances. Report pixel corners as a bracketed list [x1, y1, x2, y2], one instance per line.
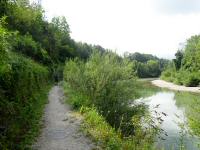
[39, 0, 200, 59]
[153, 0, 200, 14]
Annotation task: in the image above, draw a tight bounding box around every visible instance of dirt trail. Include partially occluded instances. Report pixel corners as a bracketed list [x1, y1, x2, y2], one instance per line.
[152, 79, 200, 93]
[32, 86, 95, 150]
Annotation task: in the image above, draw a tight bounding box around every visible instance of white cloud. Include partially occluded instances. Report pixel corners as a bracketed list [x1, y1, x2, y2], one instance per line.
[41, 0, 200, 59]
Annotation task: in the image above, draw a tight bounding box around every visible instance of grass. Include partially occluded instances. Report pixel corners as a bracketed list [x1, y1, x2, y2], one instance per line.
[80, 107, 122, 150]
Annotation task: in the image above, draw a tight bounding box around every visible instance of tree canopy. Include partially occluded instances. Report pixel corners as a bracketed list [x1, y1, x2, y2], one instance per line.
[161, 35, 200, 86]
[125, 52, 169, 78]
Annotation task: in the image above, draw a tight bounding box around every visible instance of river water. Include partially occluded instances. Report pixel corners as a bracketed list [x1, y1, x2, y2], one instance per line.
[136, 80, 200, 150]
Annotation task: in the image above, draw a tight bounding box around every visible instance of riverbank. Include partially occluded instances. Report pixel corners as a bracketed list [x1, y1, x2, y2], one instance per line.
[152, 79, 200, 93]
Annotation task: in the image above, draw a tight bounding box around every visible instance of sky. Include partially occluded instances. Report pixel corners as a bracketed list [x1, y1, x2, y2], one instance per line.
[40, 0, 200, 59]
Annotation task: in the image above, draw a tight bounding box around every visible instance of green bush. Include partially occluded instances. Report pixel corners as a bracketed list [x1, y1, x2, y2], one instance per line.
[173, 71, 183, 85]
[64, 52, 139, 132]
[0, 18, 53, 149]
[161, 68, 200, 87]
[161, 69, 175, 82]
[12, 34, 52, 65]
[182, 72, 200, 87]
[0, 52, 50, 149]
[63, 82, 90, 109]
[161, 35, 200, 87]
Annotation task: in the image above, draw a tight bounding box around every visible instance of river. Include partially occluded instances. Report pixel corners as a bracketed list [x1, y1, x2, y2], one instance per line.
[136, 80, 200, 150]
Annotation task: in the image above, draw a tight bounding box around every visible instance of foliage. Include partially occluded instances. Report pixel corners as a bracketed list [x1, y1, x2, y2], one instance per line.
[175, 92, 200, 137]
[80, 107, 123, 150]
[0, 19, 51, 149]
[0, 0, 107, 83]
[125, 52, 158, 63]
[173, 50, 183, 70]
[161, 35, 200, 87]
[0, 16, 10, 65]
[125, 52, 169, 78]
[0, 2, 109, 148]
[65, 104, 160, 150]
[63, 52, 164, 149]
[188, 100, 200, 137]
[0, 52, 50, 149]
[12, 33, 52, 65]
[162, 68, 200, 87]
[64, 52, 141, 132]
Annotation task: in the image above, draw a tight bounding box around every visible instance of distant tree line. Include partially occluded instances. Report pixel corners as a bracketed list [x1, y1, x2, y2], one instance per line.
[125, 52, 169, 78]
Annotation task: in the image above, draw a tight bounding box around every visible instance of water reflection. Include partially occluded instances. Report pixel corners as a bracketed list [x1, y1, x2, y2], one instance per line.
[138, 91, 200, 150]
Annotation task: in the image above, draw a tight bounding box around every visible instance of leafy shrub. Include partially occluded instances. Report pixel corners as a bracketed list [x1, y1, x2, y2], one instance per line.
[182, 72, 200, 87]
[161, 35, 200, 87]
[64, 52, 140, 133]
[63, 82, 90, 109]
[0, 19, 54, 149]
[161, 69, 175, 82]
[12, 34, 52, 65]
[0, 51, 50, 149]
[162, 68, 200, 87]
[173, 71, 183, 85]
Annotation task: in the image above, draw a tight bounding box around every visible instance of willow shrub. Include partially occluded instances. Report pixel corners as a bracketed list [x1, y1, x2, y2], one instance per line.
[64, 52, 146, 135]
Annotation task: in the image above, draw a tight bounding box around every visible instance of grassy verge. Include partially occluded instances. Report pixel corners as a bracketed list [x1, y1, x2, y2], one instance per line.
[80, 107, 122, 150]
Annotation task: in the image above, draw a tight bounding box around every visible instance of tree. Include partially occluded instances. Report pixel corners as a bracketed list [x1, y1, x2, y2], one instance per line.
[147, 60, 160, 77]
[183, 35, 200, 71]
[173, 50, 183, 70]
[125, 52, 168, 78]
[51, 16, 70, 36]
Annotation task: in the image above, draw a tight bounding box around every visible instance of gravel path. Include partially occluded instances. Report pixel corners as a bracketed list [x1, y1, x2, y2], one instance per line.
[32, 86, 95, 150]
[152, 79, 200, 93]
